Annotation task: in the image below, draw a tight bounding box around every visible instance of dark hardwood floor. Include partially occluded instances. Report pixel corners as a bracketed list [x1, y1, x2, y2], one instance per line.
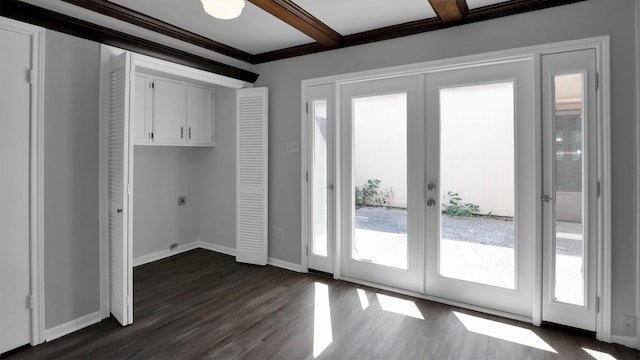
[4, 249, 639, 359]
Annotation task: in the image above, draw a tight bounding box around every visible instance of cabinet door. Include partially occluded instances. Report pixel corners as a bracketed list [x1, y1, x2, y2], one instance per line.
[186, 85, 214, 146]
[133, 74, 154, 144]
[153, 78, 185, 145]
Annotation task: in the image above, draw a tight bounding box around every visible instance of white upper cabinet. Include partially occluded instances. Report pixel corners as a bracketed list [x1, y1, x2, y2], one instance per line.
[153, 78, 186, 145]
[186, 85, 215, 146]
[132, 75, 215, 147]
[133, 74, 154, 144]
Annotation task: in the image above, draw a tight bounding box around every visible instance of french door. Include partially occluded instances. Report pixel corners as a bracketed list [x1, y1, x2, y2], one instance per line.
[340, 75, 425, 293]
[541, 49, 598, 330]
[424, 59, 535, 317]
[338, 60, 535, 315]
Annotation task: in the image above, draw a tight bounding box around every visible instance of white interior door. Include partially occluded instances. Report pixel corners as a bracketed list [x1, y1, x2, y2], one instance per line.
[541, 49, 598, 331]
[424, 59, 535, 317]
[108, 52, 133, 326]
[340, 75, 425, 293]
[0, 26, 32, 354]
[307, 84, 334, 274]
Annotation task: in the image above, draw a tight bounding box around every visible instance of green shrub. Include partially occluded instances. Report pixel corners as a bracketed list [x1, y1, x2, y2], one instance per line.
[444, 191, 479, 217]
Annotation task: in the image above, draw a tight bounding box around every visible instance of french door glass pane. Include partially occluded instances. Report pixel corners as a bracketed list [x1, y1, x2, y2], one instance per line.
[313, 100, 328, 257]
[553, 74, 585, 306]
[352, 93, 408, 269]
[439, 82, 516, 289]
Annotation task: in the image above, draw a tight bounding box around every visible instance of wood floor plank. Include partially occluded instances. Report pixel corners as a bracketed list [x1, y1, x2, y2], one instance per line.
[3, 248, 639, 359]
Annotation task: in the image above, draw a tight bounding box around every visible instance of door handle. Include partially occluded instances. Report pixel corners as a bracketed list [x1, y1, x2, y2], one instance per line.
[427, 199, 436, 207]
[541, 195, 553, 202]
[427, 183, 436, 191]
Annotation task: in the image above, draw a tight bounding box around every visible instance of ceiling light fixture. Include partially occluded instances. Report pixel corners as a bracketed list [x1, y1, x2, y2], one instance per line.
[201, 0, 245, 20]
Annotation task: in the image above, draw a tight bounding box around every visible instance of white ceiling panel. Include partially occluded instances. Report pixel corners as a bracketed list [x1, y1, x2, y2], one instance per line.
[109, 0, 314, 54]
[293, 0, 437, 36]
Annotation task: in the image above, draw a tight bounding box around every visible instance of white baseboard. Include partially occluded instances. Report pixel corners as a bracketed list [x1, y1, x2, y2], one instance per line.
[133, 242, 199, 267]
[44, 310, 102, 342]
[197, 241, 236, 256]
[611, 334, 639, 349]
[268, 257, 302, 272]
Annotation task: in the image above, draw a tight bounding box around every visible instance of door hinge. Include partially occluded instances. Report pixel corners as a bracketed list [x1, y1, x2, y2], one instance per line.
[306, 244, 309, 256]
[306, 171, 309, 183]
[27, 294, 34, 310]
[595, 73, 599, 90]
[596, 296, 600, 313]
[26, 69, 34, 84]
[596, 181, 601, 197]
[306, 102, 309, 114]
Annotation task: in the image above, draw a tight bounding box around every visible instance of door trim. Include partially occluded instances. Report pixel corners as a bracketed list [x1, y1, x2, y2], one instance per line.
[636, 0, 640, 350]
[300, 36, 611, 341]
[0, 16, 46, 346]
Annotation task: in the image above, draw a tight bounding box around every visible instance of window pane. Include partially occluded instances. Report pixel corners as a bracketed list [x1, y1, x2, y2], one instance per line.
[352, 93, 408, 269]
[553, 73, 585, 306]
[439, 82, 516, 289]
[313, 100, 328, 257]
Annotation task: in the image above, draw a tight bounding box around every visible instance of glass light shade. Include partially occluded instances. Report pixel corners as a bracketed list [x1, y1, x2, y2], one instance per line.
[201, 0, 245, 20]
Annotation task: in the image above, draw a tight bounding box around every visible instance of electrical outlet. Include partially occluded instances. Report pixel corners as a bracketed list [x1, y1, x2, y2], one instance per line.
[178, 196, 186, 206]
[286, 142, 299, 153]
[277, 228, 284, 241]
[621, 315, 636, 335]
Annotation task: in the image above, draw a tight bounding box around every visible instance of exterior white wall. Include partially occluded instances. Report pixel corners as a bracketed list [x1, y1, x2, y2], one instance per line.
[440, 82, 515, 217]
[353, 93, 408, 208]
[255, 0, 638, 337]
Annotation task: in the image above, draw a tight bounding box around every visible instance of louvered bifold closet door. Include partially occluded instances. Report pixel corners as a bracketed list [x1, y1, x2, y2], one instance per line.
[236, 87, 268, 265]
[108, 52, 133, 326]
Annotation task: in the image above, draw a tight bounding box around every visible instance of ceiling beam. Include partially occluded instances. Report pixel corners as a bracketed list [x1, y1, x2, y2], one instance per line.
[428, 0, 469, 23]
[248, 0, 342, 47]
[59, 0, 255, 63]
[255, 0, 587, 63]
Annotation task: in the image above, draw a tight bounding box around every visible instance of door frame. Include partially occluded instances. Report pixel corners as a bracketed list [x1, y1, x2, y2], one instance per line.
[0, 16, 46, 346]
[300, 36, 611, 341]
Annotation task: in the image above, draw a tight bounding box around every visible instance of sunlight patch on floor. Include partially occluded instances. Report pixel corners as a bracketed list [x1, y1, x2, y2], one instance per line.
[583, 348, 618, 360]
[376, 293, 424, 320]
[357, 289, 369, 310]
[313, 282, 333, 358]
[453, 311, 557, 353]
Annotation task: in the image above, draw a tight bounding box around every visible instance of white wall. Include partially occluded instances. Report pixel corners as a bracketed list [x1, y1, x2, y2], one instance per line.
[43, 30, 101, 329]
[133, 147, 202, 257]
[254, 0, 638, 337]
[200, 87, 237, 250]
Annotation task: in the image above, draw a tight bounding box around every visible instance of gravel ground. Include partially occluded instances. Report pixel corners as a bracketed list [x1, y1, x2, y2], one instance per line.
[355, 206, 583, 256]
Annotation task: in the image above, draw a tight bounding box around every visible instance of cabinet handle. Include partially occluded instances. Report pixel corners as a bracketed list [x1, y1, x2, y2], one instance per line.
[181, 126, 184, 139]
[189, 127, 192, 139]
[151, 132, 154, 140]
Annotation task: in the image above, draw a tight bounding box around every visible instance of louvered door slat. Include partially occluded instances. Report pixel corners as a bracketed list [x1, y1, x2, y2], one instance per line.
[236, 88, 268, 265]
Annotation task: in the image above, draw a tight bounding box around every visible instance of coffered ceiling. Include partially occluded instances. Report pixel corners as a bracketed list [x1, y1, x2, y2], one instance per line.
[0, 0, 587, 82]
